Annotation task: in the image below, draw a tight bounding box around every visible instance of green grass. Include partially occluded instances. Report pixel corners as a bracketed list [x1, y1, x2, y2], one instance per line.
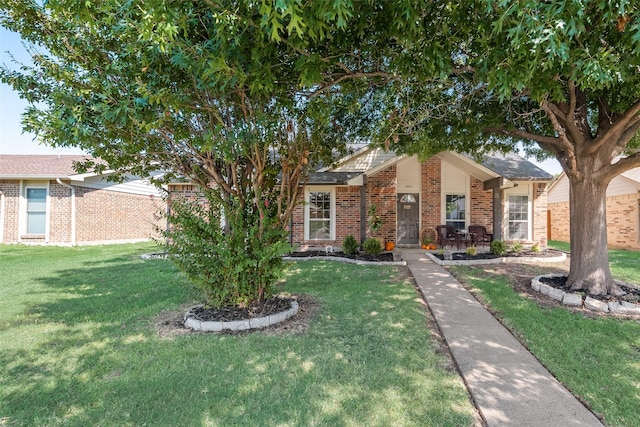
[0, 243, 476, 426]
[450, 247, 640, 427]
[547, 239, 570, 252]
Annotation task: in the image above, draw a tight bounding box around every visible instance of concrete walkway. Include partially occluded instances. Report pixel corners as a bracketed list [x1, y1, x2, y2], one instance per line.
[400, 249, 603, 427]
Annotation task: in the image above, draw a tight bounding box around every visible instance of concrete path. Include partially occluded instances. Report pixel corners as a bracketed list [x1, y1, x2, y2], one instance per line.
[400, 249, 603, 427]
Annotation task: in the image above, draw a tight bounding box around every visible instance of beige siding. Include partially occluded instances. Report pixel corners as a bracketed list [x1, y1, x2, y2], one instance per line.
[333, 147, 397, 172]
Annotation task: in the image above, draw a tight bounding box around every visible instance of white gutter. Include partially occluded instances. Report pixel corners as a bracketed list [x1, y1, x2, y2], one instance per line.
[56, 178, 76, 246]
[0, 190, 4, 244]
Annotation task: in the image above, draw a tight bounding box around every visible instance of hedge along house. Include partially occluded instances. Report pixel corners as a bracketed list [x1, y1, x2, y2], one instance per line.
[0, 155, 164, 245]
[547, 168, 640, 250]
[290, 146, 554, 249]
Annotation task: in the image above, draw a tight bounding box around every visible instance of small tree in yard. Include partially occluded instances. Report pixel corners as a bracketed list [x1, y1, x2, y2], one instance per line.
[0, 1, 354, 307]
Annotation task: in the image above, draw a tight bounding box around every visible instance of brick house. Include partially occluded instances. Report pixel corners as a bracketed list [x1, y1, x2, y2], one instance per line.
[547, 169, 640, 250]
[290, 147, 554, 249]
[0, 155, 164, 245]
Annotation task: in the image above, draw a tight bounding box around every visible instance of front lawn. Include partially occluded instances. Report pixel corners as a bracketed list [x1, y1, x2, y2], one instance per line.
[450, 246, 640, 427]
[0, 243, 477, 426]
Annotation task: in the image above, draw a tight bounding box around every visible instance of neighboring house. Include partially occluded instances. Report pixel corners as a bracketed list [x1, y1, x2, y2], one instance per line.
[548, 168, 640, 250]
[289, 147, 554, 248]
[0, 155, 164, 245]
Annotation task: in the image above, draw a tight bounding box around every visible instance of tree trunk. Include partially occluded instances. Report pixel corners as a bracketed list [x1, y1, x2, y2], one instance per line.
[566, 174, 621, 295]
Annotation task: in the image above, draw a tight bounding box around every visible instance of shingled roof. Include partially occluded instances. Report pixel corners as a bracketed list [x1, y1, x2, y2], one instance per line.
[480, 152, 554, 181]
[0, 155, 91, 179]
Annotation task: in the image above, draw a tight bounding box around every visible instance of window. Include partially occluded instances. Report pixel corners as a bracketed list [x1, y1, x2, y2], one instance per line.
[306, 190, 333, 240]
[445, 194, 466, 231]
[26, 188, 47, 234]
[508, 195, 529, 239]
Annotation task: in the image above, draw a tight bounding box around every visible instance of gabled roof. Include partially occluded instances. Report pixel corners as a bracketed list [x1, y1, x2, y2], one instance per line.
[480, 152, 554, 181]
[307, 146, 553, 185]
[621, 167, 640, 184]
[0, 155, 91, 179]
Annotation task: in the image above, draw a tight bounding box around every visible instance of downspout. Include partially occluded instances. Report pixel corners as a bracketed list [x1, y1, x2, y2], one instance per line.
[0, 190, 4, 244]
[56, 178, 76, 246]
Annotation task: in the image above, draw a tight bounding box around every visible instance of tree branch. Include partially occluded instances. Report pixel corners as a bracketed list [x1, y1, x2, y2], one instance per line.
[587, 99, 640, 155]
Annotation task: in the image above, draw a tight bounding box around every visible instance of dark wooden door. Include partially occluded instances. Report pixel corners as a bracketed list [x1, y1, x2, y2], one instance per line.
[397, 193, 419, 245]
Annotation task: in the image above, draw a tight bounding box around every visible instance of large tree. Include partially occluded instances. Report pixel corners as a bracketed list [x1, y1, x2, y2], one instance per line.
[373, 1, 640, 296]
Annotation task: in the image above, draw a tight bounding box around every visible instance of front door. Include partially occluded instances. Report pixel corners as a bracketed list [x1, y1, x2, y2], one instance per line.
[397, 193, 419, 245]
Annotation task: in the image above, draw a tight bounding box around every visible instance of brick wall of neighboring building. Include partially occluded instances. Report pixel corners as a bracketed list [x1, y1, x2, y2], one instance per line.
[74, 186, 163, 243]
[549, 192, 640, 250]
[368, 165, 397, 243]
[49, 181, 73, 243]
[532, 183, 548, 247]
[469, 176, 493, 230]
[0, 181, 20, 243]
[548, 201, 570, 243]
[0, 180, 162, 244]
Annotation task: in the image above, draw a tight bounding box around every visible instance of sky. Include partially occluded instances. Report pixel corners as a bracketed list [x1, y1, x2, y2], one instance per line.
[0, 26, 563, 174]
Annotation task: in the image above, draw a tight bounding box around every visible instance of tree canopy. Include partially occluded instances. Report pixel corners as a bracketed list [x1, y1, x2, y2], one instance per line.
[2, 1, 640, 297]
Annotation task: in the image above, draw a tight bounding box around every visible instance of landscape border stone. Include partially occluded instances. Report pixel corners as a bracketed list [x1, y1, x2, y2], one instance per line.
[426, 251, 566, 266]
[184, 300, 299, 332]
[282, 255, 407, 266]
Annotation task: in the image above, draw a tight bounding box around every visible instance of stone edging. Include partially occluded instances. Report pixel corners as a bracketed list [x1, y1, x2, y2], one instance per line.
[143, 253, 407, 266]
[283, 255, 407, 266]
[184, 300, 299, 332]
[425, 251, 567, 266]
[531, 274, 640, 315]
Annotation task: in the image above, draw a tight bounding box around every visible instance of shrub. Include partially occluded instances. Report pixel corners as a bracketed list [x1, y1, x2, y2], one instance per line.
[163, 193, 290, 308]
[466, 246, 478, 256]
[362, 237, 382, 255]
[342, 235, 359, 255]
[510, 242, 524, 253]
[490, 240, 508, 256]
[531, 242, 541, 253]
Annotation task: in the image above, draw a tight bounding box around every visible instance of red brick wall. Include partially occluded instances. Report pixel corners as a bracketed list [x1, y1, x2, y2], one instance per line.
[336, 187, 362, 243]
[0, 181, 20, 243]
[469, 176, 493, 229]
[74, 186, 163, 243]
[532, 182, 548, 247]
[550, 193, 640, 250]
[420, 157, 441, 235]
[368, 165, 397, 243]
[49, 182, 73, 243]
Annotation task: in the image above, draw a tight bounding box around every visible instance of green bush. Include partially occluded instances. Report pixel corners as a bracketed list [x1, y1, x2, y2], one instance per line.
[510, 242, 524, 253]
[531, 242, 541, 253]
[466, 246, 478, 256]
[490, 240, 508, 256]
[362, 237, 382, 255]
[342, 235, 359, 255]
[163, 193, 290, 308]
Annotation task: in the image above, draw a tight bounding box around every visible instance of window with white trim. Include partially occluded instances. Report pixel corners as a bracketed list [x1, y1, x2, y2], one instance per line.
[445, 194, 466, 231]
[26, 188, 47, 234]
[305, 190, 334, 240]
[508, 195, 529, 239]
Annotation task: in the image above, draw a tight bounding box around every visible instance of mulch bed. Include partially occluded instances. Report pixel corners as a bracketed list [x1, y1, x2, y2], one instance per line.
[189, 296, 295, 322]
[286, 250, 395, 262]
[540, 275, 640, 304]
[434, 249, 564, 261]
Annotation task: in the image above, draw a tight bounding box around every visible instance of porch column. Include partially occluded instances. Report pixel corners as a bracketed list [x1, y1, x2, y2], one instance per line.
[483, 177, 510, 241]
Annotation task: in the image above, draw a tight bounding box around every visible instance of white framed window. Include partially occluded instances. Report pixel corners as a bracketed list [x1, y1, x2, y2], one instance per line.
[507, 194, 529, 240]
[305, 188, 335, 240]
[445, 194, 466, 231]
[25, 187, 47, 235]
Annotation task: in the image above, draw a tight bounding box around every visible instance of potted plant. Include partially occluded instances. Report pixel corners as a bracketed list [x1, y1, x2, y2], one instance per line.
[422, 236, 436, 250]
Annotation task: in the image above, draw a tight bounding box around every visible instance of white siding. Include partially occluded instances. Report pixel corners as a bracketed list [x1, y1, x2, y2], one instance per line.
[334, 147, 397, 172]
[441, 161, 467, 194]
[396, 156, 421, 193]
[548, 173, 640, 202]
[547, 175, 570, 203]
[71, 173, 162, 197]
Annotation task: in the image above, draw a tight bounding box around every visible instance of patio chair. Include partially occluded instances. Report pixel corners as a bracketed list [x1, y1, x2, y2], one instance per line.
[436, 225, 458, 249]
[468, 225, 492, 248]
